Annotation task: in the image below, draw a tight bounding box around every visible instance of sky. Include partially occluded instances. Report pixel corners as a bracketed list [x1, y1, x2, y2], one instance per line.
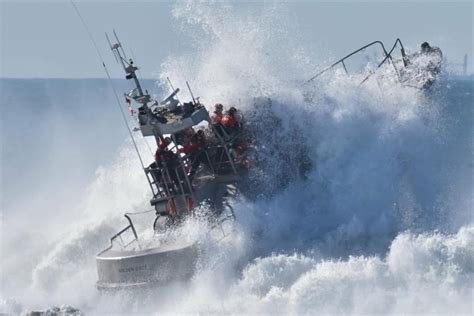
[0, 1, 472, 79]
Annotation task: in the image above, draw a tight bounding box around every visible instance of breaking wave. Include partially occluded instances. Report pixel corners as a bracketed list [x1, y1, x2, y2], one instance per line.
[1, 2, 472, 315]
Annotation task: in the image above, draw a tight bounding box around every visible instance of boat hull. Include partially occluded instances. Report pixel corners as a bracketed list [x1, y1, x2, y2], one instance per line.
[96, 241, 198, 290]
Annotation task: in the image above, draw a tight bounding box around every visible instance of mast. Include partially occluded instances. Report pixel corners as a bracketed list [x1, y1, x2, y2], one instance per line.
[106, 31, 151, 107]
[106, 31, 158, 196]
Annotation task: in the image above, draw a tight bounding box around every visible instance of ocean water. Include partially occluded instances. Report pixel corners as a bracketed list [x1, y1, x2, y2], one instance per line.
[1, 2, 473, 315]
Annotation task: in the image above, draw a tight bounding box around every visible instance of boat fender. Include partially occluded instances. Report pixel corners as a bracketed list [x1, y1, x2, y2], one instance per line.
[186, 196, 193, 213]
[167, 199, 176, 217]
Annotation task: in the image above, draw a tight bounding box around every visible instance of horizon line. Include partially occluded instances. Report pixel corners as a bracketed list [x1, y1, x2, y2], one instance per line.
[0, 77, 158, 81]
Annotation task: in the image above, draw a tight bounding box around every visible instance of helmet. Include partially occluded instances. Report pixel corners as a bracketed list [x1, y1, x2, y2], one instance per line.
[196, 130, 205, 140]
[163, 137, 172, 145]
[421, 42, 430, 51]
[228, 106, 237, 115]
[214, 103, 223, 112]
[158, 137, 171, 150]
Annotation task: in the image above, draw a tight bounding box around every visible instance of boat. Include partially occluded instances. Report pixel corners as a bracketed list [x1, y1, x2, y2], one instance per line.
[96, 32, 245, 290]
[306, 38, 443, 89]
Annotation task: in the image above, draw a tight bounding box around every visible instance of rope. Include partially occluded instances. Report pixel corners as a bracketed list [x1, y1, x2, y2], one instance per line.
[144, 136, 155, 157]
[70, 0, 146, 170]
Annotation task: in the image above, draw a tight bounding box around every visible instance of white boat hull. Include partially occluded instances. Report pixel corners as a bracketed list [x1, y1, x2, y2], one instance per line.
[96, 241, 198, 290]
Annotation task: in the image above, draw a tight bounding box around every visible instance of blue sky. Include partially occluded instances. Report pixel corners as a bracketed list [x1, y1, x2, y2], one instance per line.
[1, 1, 472, 78]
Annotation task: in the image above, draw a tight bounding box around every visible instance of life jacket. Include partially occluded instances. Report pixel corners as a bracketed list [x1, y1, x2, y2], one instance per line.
[154, 138, 172, 164]
[155, 148, 176, 165]
[221, 113, 237, 128]
[211, 112, 223, 124]
[181, 133, 205, 154]
[181, 141, 200, 154]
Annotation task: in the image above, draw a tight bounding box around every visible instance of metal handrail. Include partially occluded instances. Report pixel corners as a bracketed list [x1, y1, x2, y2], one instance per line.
[378, 38, 405, 68]
[107, 214, 139, 250]
[360, 38, 405, 84]
[306, 40, 390, 83]
[210, 123, 238, 174]
[147, 164, 184, 197]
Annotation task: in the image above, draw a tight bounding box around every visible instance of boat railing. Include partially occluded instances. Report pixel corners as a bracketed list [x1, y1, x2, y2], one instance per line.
[146, 163, 189, 201]
[204, 141, 240, 175]
[101, 214, 139, 252]
[210, 124, 239, 174]
[360, 38, 405, 84]
[379, 38, 405, 69]
[145, 134, 240, 198]
[147, 146, 236, 190]
[208, 201, 236, 240]
[306, 39, 406, 85]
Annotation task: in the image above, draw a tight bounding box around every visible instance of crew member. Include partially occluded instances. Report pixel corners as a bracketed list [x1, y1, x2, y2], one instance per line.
[154, 137, 172, 165]
[211, 103, 224, 124]
[147, 137, 169, 188]
[221, 107, 250, 168]
[403, 42, 443, 69]
[234, 139, 250, 169]
[179, 130, 207, 177]
[420, 42, 443, 74]
[175, 127, 195, 146]
[401, 42, 443, 89]
[420, 42, 442, 57]
[152, 137, 182, 192]
[221, 106, 240, 136]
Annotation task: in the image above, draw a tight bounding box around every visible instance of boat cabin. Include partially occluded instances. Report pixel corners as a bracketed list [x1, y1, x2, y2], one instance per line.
[107, 32, 242, 229]
[142, 94, 241, 223]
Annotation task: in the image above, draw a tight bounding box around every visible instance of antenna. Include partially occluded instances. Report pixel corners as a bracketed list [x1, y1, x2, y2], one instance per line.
[70, 0, 147, 172]
[106, 31, 148, 102]
[106, 32, 128, 71]
[186, 81, 197, 105]
[167, 77, 182, 105]
[113, 29, 128, 61]
[106, 33, 120, 64]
